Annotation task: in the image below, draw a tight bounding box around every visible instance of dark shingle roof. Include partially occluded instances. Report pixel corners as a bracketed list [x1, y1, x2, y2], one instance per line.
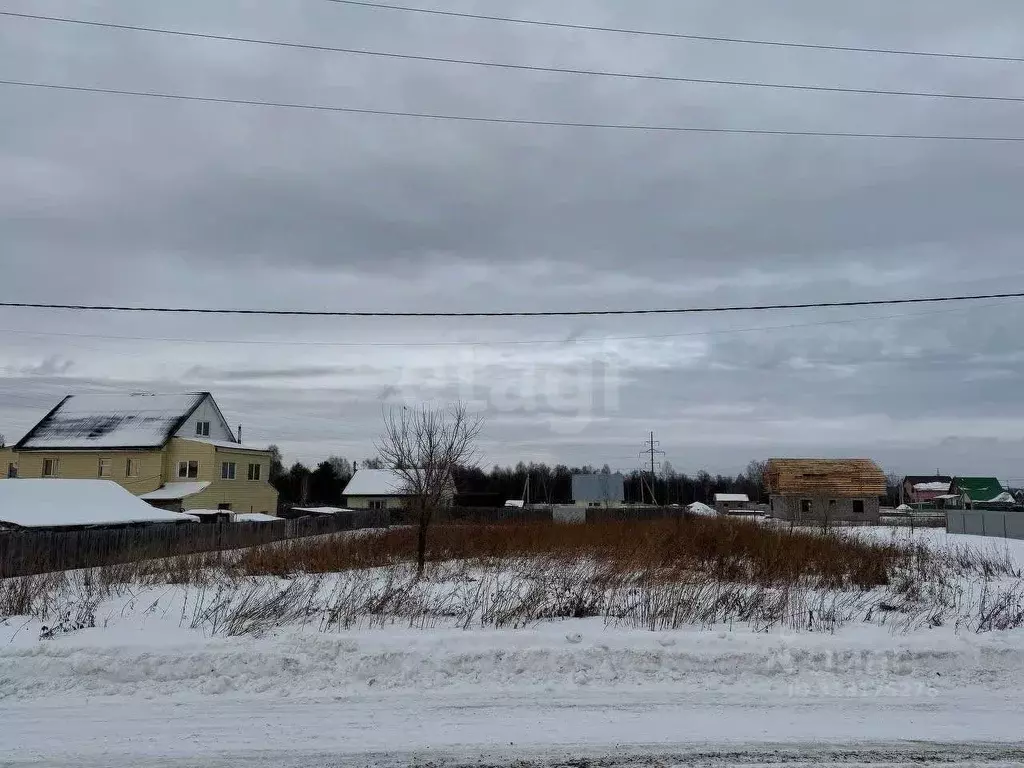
[16, 393, 208, 450]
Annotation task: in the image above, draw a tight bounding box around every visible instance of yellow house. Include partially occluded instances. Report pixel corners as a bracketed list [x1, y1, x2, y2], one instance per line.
[0, 392, 278, 515]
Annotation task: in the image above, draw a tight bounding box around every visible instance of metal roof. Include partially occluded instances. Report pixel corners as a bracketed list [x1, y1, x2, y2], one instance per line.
[951, 477, 1006, 503]
[343, 469, 412, 496]
[0, 479, 196, 528]
[138, 482, 211, 501]
[16, 393, 208, 450]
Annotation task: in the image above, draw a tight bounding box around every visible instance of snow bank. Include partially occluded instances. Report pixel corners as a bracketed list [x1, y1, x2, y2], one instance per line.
[687, 502, 716, 517]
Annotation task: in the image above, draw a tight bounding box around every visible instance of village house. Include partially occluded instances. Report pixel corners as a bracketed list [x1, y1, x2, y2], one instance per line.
[765, 458, 886, 523]
[949, 477, 1014, 509]
[901, 475, 952, 505]
[0, 392, 278, 515]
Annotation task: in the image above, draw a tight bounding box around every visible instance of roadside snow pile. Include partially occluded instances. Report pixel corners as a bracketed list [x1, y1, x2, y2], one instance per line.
[4, 617, 1024, 702]
[687, 502, 716, 517]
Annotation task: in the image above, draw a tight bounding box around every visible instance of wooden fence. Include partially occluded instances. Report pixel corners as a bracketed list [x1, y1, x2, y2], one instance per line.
[0, 511, 389, 578]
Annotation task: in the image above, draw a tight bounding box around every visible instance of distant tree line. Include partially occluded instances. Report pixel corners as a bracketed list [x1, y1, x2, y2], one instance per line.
[269, 445, 771, 508]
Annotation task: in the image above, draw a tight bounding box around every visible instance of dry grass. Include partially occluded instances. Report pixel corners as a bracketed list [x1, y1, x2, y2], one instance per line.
[4, 519, 1023, 636]
[237, 517, 916, 590]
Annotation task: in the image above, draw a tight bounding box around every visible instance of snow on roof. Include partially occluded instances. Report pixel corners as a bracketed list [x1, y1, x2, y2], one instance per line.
[343, 469, 414, 497]
[18, 393, 207, 450]
[913, 481, 950, 492]
[714, 493, 749, 503]
[988, 492, 1016, 504]
[686, 502, 717, 517]
[233, 513, 280, 523]
[896, 504, 914, 512]
[0, 479, 196, 528]
[291, 506, 353, 515]
[504, 499, 526, 508]
[139, 482, 211, 501]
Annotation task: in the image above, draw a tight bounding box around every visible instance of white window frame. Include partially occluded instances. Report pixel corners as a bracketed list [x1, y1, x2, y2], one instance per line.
[247, 463, 262, 481]
[368, 499, 387, 511]
[98, 458, 112, 478]
[177, 460, 199, 480]
[126, 458, 139, 478]
[196, 421, 211, 437]
[42, 458, 59, 478]
[222, 461, 236, 480]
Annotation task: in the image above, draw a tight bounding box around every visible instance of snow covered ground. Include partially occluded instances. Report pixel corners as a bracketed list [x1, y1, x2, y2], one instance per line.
[3, 528, 1024, 766]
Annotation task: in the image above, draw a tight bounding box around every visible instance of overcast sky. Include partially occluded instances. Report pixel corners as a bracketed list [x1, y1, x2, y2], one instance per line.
[3, 0, 1024, 479]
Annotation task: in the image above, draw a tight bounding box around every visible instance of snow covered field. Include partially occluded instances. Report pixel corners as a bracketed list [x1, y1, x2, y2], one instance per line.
[3, 528, 1024, 766]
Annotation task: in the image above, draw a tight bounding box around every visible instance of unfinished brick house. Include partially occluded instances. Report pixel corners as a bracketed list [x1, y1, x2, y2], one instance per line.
[765, 458, 886, 524]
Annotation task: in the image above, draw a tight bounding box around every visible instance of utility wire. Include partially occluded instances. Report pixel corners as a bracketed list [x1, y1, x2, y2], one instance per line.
[1, 292, 1023, 318]
[0, 302, 1011, 348]
[326, 0, 1024, 64]
[4, 79, 1024, 141]
[4, 11, 1023, 105]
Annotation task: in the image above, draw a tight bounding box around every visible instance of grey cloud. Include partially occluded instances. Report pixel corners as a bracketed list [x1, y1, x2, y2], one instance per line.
[4, 0, 1024, 474]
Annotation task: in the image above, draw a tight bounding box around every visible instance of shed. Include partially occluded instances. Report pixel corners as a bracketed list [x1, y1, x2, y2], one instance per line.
[765, 458, 886, 523]
[713, 493, 750, 515]
[570, 473, 625, 508]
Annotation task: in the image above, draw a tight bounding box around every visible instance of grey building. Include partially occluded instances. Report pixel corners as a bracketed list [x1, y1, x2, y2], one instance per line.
[766, 458, 886, 524]
[571, 473, 625, 508]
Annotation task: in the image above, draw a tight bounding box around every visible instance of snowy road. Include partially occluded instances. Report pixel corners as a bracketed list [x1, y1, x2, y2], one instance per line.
[5, 687, 1024, 766]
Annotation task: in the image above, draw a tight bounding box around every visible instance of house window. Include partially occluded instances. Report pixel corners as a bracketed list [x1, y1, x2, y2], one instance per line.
[247, 463, 262, 481]
[217, 503, 232, 511]
[98, 458, 112, 478]
[222, 462, 236, 480]
[126, 458, 139, 478]
[368, 499, 387, 510]
[196, 421, 211, 437]
[852, 499, 865, 515]
[800, 499, 812, 515]
[177, 460, 199, 479]
[6, 462, 17, 479]
[42, 458, 59, 478]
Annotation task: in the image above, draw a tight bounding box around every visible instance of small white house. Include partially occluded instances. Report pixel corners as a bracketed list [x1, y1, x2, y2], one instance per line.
[342, 469, 454, 511]
[714, 493, 751, 515]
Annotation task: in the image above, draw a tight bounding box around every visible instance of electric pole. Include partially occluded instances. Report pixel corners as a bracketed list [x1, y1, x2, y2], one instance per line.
[639, 431, 666, 505]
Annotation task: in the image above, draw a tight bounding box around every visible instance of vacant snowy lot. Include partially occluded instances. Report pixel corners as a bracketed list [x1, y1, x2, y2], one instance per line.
[2, 523, 1023, 766]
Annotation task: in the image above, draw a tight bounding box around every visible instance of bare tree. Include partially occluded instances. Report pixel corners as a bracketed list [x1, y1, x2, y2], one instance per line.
[377, 402, 483, 577]
[0, 434, 5, 449]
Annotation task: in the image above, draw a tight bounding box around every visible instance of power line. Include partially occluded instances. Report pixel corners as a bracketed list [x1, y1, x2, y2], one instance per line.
[0, 301, 1013, 348]
[5, 79, 1024, 142]
[326, 0, 1024, 64]
[4, 11, 1023, 105]
[1, 291, 1023, 318]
